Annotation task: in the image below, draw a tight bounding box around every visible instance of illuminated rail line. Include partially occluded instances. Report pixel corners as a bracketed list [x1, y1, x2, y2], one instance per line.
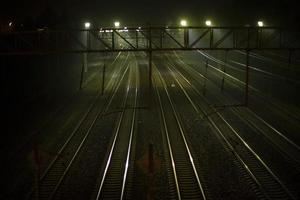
[160, 55, 298, 200]
[27, 54, 131, 200]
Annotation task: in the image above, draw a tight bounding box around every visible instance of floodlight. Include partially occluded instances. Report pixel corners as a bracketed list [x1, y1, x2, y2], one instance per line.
[114, 21, 120, 28]
[180, 20, 187, 27]
[84, 22, 91, 29]
[205, 20, 212, 26]
[257, 21, 264, 27]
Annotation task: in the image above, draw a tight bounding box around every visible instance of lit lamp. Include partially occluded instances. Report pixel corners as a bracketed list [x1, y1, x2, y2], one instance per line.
[180, 19, 188, 27]
[257, 21, 264, 27]
[114, 21, 120, 28]
[84, 22, 91, 29]
[205, 20, 212, 26]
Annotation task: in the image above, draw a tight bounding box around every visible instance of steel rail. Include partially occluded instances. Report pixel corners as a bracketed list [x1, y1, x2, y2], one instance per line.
[162, 59, 272, 199]
[194, 50, 300, 121]
[26, 51, 128, 200]
[8, 51, 122, 162]
[40, 52, 129, 182]
[164, 56, 297, 200]
[120, 59, 139, 200]
[174, 50, 300, 125]
[48, 56, 132, 200]
[28, 53, 131, 200]
[154, 76, 182, 200]
[95, 56, 138, 200]
[172, 52, 300, 160]
[154, 64, 207, 200]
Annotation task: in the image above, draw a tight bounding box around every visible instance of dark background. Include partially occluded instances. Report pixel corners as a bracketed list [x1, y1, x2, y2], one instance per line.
[1, 0, 300, 28]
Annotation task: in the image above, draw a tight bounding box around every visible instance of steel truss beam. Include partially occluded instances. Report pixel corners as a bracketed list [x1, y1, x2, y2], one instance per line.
[189, 29, 210, 47]
[90, 30, 112, 49]
[0, 26, 299, 55]
[1, 48, 299, 56]
[1, 26, 299, 108]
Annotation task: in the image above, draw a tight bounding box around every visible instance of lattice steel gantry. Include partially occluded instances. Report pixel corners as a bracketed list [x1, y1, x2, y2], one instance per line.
[1, 26, 300, 106]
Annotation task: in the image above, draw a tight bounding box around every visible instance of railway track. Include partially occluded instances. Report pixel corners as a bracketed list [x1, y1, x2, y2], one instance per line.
[154, 65, 207, 200]
[22, 49, 299, 200]
[158, 56, 297, 200]
[199, 50, 300, 122]
[6, 52, 123, 164]
[94, 58, 139, 200]
[170, 52, 300, 163]
[171, 52, 300, 166]
[27, 53, 131, 200]
[168, 54, 300, 198]
[175, 51, 300, 123]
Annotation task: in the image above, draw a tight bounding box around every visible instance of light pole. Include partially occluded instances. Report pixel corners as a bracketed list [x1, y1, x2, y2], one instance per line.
[180, 19, 188, 47]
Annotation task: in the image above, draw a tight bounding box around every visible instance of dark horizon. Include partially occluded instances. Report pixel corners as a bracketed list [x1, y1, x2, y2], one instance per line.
[2, 0, 300, 27]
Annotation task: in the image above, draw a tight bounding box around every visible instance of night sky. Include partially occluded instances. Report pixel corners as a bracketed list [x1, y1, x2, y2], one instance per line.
[2, 0, 300, 27]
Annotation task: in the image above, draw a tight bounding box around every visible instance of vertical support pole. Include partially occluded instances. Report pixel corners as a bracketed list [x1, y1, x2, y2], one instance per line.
[84, 30, 89, 85]
[83, 53, 88, 72]
[101, 64, 106, 95]
[149, 27, 152, 91]
[160, 29, 163, 49]
[259, 28, 263, 48]
[184, 28, 190, 48]
[245, 50, 250, 106]
[187, 28, 189, 48]
[183, 28, 186, 47]
[233, 28, 236, 48]
[210, 28, 214, 48]
[87, 30, 91, 50]
[112, 31, 115, 50]
[257, 28, 262, 48]
[247, 28, 250, 49]
[80, 61, 85, 90]
[136, 30, 139, 49]
[148, 27, 151, 49]
[149, 50, 152, 91]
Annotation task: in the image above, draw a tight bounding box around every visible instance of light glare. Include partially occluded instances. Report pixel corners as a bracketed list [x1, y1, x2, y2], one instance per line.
[180, 20, 187, 27]
[114, 21, 120, 28]
[205, 20, 212, 26]
[84, 22, 91, 29]
[258, 21, 264, 27]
